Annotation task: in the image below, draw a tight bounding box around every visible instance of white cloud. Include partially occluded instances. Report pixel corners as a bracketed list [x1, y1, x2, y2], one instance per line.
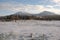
[52, 0, 60, 4]
[0, 3, 60, 14]
[53, 0, 60, 3]
[46, 5, 54, 8]
[44, 7, 60, 14]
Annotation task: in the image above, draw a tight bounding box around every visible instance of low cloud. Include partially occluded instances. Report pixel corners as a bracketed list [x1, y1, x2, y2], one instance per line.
[0, 3, 60, 14]
[52, 0, 60, 5]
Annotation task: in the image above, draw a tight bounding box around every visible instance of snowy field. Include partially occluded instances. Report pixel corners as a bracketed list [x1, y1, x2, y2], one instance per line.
[0, 20, 60, 40]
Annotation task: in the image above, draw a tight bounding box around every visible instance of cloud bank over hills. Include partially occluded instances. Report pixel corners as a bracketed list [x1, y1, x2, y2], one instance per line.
[0, 0, 60, 16]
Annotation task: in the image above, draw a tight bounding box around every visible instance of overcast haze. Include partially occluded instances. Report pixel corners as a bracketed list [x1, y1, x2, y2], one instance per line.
[0, 0, 60, 16]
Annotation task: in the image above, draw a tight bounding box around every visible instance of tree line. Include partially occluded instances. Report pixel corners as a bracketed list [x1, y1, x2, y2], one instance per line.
[0, 15, 60, 21]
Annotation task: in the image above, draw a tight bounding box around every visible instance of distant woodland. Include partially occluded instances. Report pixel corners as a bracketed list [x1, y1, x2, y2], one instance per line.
[0, 15, 60, 21]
